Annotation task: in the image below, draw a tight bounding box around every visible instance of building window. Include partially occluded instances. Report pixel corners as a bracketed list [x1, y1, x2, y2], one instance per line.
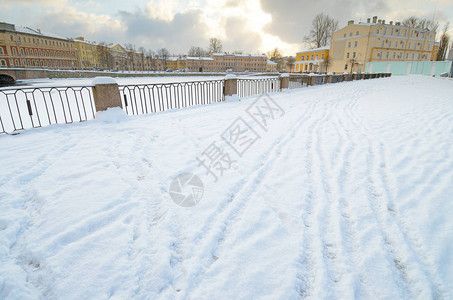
[353, 52, 356, 58]
[1, 60, 6, 66]
[25, 49, 29, 55]
[356, 31, 359, 35]
[391, 28, 394, 35]
[384, 28, 387, 35]
[348, 42, 351, 48]
[404, 29, 407, 36]
[321, 54, 324, 59]
[344, 64, 348, 70]
[346, 53, 350, 58]
[0, 48, 3, 55]
[12, 48, 17, 55]
[393, 52, 396, 59]
[389, 41, 392, 47]
[408, 42, 410, 48]
[418, 54, 420, 59]
[401, 41, 404, 48]
[386, 52, 389, 58]
[354, 41, 358, 47]
[412, 53, 415, 60]
[377, 29, 380, 34]
[343, 33, 346, 38]
[406, 53, 408, 59]
[10, 35, 13, 41]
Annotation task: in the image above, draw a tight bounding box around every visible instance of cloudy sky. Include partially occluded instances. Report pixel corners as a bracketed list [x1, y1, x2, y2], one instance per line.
[1, 0, 452, 55]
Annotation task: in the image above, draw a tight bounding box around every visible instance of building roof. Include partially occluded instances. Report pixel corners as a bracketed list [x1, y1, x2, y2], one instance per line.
[186, 56, 214, 61]
[296, 46, 330, 54]
[212, 52, 267, 58]
[14, 26, 68, 41]
[267, 60, 277, 65]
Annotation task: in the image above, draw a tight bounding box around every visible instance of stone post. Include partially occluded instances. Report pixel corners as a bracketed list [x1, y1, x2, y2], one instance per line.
[224, 74, 238, 98]
[92, 77, 122, 112]
[326, 74, 333, 83]
[280, 73, 290, 90]
[308, 75, 315, 86]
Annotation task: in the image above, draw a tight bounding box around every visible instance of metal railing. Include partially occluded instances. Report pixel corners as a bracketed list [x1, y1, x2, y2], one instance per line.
[289, 75, 309, 89]
[118, 80, 224, 115]
[237, 77, 280, 97]
[0, 85, 95, 134]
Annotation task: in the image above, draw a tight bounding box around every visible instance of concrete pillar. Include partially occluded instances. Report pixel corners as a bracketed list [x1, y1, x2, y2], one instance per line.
[92, 77, 122, 112]
[280, 73, 289, 89]
[308, 75, 315, 86]
[224, 74, 238, 97]
[326, 75, 333, 83]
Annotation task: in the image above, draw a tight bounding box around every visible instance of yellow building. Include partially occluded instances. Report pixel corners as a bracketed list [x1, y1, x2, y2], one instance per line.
[329, 17, 437, 73]
[295, 46, 329, 73]
[73, 37, 100, 70]
[431, 42, 439, 61]
[165, 57, 187, 71]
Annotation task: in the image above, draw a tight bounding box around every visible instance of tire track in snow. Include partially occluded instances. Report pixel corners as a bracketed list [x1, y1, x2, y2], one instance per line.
[181, 96, 325, 297]
[345, 93, 449, 299]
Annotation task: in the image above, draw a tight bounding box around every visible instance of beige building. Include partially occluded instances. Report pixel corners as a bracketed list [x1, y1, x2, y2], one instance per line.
[329, 16, 437, 73]
[0, 22, 77, 69]
[212, 53, 267, 72]
[186, 57, 215, 72]
[266, 60, 277, 72]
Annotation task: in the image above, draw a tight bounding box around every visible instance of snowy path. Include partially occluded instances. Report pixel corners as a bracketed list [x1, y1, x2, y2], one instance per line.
[1, 76, 453, 299]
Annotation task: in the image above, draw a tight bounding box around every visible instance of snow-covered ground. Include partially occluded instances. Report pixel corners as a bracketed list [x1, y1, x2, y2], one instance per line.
[17, 74, 273, 87]
[1, 76, 452, 299]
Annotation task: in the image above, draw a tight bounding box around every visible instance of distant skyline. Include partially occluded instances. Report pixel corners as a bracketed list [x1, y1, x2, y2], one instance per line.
[1, 0, 452, 56]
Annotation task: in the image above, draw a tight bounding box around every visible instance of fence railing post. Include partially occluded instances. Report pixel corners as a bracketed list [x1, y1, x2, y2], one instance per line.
[224, 74, 238, 99]
[92, 77, 122, 112]
[280, 73, 290, 90]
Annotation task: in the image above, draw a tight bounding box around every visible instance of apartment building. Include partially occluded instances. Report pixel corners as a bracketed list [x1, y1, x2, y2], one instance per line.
[212, 53, 267, 72]
[186, 57, 215, 72]
[0, 22, 77, 69]
[266, 60, 277, 72]
[329, 17, 437, 73]
[73, 37, 101, 70]
[295, 46, 329, 73]
[166, 57, 187, 71]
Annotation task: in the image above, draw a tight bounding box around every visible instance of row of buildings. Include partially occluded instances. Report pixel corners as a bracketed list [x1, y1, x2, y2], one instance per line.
[291, 16, 440, 74]
[0, 22, 270, 72]
[0, 17, 443, 74]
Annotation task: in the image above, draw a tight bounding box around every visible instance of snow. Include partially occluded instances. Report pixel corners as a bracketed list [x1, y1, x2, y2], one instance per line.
[92, 77, 117, 85]
[95, 107, 128, 123]
[1, 76, 453, 299]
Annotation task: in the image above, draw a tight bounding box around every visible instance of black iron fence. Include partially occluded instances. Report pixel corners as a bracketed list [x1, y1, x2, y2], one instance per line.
[237, 77, 280, 97]
[0, 85, 95, 134]
[118, 79, 224, 115]
[289, 75, 309, 89]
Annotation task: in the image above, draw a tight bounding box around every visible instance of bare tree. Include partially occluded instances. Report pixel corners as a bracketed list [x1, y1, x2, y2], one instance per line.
[156, 48, 170, 70]
[267, 47, 282, 61]
[304, 13, 339, 49]
[402, 16, 419, 28]
[95, 42, 114, 70]
[188, 46, 207, 57]
[138, 46, 146, 71]
[124, 43, 137, 71]
[436, 22, 450, 61]
[403, 16, 439, 33]
[286, 57, 296, 73]
[208, 38, 223, 54]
